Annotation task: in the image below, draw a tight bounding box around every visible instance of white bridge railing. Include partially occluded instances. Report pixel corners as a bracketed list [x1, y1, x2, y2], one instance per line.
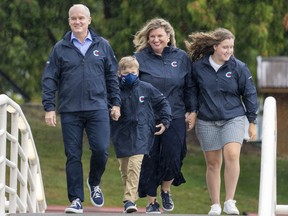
[0, 94, 47, 214]
[258, 96, 288, 215]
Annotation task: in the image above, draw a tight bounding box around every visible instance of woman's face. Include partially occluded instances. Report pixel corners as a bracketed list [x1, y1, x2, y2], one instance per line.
[148, 27, 170, 55]
[213, 38, 234, 64]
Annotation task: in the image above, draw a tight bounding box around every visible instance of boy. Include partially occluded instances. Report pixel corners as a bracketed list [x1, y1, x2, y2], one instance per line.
[110, 56, 172, 213]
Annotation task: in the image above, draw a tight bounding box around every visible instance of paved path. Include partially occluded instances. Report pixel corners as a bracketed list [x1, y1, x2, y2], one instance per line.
[6, 213, 204, 216]
[4, 205, 258, 216]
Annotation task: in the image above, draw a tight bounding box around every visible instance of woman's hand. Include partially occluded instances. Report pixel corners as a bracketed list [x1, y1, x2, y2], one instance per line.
[248, 123, 257, 141]
[186, 112, 197, 131]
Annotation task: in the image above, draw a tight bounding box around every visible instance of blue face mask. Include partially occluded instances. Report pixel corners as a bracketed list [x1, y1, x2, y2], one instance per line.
[121, 73, 138, 86]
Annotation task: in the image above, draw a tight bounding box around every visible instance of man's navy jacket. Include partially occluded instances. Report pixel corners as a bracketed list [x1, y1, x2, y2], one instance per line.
[42, 29, 121, 113]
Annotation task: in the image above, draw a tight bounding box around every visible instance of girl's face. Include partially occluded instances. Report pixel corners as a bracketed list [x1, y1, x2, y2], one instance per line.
[148, 27, 170, 55]
[213, 38, 234, 64]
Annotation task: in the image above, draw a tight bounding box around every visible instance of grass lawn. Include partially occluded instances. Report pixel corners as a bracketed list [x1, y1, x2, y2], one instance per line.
[22, 105, 288, 214]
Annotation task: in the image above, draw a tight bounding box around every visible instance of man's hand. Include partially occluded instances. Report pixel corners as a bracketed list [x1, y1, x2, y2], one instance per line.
[110, 106, 121, 121]
[45, 111, 57, 127]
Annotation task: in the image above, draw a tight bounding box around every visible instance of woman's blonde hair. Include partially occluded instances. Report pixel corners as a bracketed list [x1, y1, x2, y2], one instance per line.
[118, 56, 139, 72]
[185, 28, 235, 62]
[133, 18, 176, 52]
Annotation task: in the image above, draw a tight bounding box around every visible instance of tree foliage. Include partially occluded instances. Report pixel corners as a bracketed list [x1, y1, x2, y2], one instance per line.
[0, 0, 287, 102]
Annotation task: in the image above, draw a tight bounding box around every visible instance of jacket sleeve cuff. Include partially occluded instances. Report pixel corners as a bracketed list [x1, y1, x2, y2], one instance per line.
[248, 119, 257, 124]
[162, 120, 170, 129]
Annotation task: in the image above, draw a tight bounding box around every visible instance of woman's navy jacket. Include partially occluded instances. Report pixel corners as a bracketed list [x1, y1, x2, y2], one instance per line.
[134, 46, 193, 119]
[191, 55, 258, 123]
[111, 79, 172, 158]
[42, 29, 121, 113]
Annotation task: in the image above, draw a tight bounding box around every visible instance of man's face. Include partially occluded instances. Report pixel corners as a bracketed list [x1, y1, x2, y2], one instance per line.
[68, 6, 91, 35]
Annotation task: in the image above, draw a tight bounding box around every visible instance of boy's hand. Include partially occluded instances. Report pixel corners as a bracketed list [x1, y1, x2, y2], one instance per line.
[154, 123, 166, 135]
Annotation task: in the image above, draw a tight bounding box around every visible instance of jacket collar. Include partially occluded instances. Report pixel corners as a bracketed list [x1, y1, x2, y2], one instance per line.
[63, 28, 99, 44]
[144, 45, 177, 55]
[202, 54, 236, 69]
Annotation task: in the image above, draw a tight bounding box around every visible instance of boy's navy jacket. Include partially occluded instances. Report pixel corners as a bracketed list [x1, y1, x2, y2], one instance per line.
[111, 78, 172, 158]
[191, 55, 258, 123]
[42, 28, 121, 113]
[134, 45, 193, 119]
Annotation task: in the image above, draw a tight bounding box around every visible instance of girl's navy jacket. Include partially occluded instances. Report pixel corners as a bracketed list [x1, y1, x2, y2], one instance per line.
[191, 55, 258, 123]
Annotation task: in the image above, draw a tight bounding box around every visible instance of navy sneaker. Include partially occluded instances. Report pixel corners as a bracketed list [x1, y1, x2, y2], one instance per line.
[87, 178, 104, 207]
[123, 200, 137, 213]
[65, 198, 83, 214]
[161, 190, 174, 211]
[146, 200, 161, 214]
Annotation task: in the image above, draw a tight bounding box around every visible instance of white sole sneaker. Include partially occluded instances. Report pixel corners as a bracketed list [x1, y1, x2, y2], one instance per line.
[208, 203, 221, 215]
[223, 199, 239, 215]
[65, 207, 83, 214]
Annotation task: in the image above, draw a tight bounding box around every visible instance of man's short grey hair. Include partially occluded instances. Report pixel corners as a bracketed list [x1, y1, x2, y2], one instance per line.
[69, 4, 90, 17]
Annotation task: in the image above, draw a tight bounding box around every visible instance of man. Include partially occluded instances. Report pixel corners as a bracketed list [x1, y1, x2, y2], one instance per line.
[42, 4, 121, 214]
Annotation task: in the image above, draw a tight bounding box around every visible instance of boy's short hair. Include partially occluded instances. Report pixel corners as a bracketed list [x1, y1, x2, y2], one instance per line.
[118, 56, 139, 71]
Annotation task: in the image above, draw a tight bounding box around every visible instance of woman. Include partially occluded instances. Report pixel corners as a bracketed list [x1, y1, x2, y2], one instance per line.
[133, 18, 194, 213]
[185, 28, 258, 215]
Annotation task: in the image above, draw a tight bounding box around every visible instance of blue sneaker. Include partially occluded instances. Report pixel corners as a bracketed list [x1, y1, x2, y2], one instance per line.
[87, 178, 104, 207]
[161, 190, 174, 211]
[146, 200, 161, 214]
[65, 198, 83, 213]
[124, 201, 137, 213]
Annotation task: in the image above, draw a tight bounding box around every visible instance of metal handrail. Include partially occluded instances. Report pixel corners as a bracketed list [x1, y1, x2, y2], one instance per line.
[0, 94, 47, 214]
